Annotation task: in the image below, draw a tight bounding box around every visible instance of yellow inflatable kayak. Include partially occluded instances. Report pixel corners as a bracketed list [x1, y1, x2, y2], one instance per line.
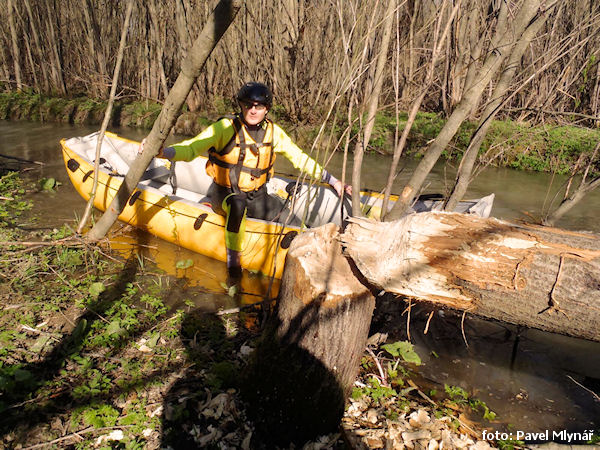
[62, 132, 494, 279]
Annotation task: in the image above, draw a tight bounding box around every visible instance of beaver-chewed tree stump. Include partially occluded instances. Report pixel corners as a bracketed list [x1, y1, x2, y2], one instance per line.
[244, 223, 375, 445]
[339, 212, 600, 342]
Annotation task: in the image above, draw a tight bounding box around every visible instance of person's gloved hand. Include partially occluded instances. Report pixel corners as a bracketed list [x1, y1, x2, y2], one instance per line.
[138, 138, 173, 159]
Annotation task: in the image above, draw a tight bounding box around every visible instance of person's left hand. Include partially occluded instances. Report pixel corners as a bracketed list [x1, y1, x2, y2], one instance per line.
[333, 180, 352, 197]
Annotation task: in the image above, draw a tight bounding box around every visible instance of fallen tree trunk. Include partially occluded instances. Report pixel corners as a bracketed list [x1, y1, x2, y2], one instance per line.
[244, 223, 375, 445]
[340, 212, 600, 342]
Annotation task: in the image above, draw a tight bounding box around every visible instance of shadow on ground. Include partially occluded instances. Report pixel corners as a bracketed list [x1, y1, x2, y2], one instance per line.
[161, 301, 350, 449]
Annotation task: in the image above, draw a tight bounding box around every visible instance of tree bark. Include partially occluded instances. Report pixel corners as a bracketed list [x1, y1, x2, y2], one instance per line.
[340, 213, 600, 342]
[386, 0, 539, 221]
[148, 0, 169, 99]
[175, 0, 201, 112]
[244, 223, 375, 444]
[82, 0, 108, 97]
[277, 223, 375, 392]
[44, 0, 67, 96]
[351, 0, 396, 216]
[85, 0, 243, 242]
[21, 17, 40, 93]
[23, 0, 49, 92]
[382, 0, 459, 219]
[0, 44, 10, 84]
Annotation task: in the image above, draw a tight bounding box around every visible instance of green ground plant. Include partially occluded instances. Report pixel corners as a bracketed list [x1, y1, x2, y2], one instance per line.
[496, 438, 526, 449]
[0, 170, 259, 447]
[588, 430, 600, 444]
[444, 384, 497, 421]
[0, 172, 32, 226]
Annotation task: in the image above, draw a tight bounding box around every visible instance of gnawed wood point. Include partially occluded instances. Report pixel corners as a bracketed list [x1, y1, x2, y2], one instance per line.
[245, 223, 375, 444]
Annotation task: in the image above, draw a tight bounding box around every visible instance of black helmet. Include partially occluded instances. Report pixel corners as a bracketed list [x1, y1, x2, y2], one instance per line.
[237, 82, 272, 107]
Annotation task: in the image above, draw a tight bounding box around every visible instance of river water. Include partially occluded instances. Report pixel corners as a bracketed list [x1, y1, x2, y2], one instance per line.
[2, 120, 599, 441]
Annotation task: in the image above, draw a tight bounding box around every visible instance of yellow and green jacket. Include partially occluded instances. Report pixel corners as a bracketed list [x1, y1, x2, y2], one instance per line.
[166, 116, 325, 192]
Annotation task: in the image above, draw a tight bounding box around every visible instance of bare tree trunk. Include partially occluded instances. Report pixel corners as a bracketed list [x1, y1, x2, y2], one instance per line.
[21, 19, 40, 93]
[23, 0, 49, 92]
[272, 0, 302, 120]
[82, 0, 108, 97]
[401, 0, 417, 102]
[7, 0, 22, 91]
[85, 0, 243, 242]
[2, 0, 600, 124]
[351, 0, 396, 216]
[77, 0, 135, 234]
[592, 56, 600, 128]
[444, 7, 552, 211]
[457, 5, 489, 114]
[0, 44, 10, 86]
[448, 4, 470, 108]
[544, 142, 600, 226]
[148, 0, 169, 99]
[341, 213, 600, 342]
[245, 223, 375, 444]
[44, 0, 66, 96]
[386, 0, 540, 221]
[175, 0, 201, 112]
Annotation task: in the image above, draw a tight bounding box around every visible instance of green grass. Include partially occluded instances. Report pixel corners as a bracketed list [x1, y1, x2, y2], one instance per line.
[444, 384, 497, 421]
[340, 110, 600, 175]
[121, 101, 162, 128]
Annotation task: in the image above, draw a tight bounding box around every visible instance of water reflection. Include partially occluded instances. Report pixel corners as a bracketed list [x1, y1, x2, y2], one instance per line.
[4, 120, 600, 232]
[109, 225, 280, 307]
[1, 121, 278, 310]
[373, 300, 600, 436]
[278, 149, 600, 232]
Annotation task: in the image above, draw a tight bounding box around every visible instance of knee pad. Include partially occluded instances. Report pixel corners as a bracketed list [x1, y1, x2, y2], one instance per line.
[223, 194, 247, 234]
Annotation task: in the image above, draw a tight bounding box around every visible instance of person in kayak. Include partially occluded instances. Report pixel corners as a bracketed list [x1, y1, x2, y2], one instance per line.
[146, 82, 350, 278]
